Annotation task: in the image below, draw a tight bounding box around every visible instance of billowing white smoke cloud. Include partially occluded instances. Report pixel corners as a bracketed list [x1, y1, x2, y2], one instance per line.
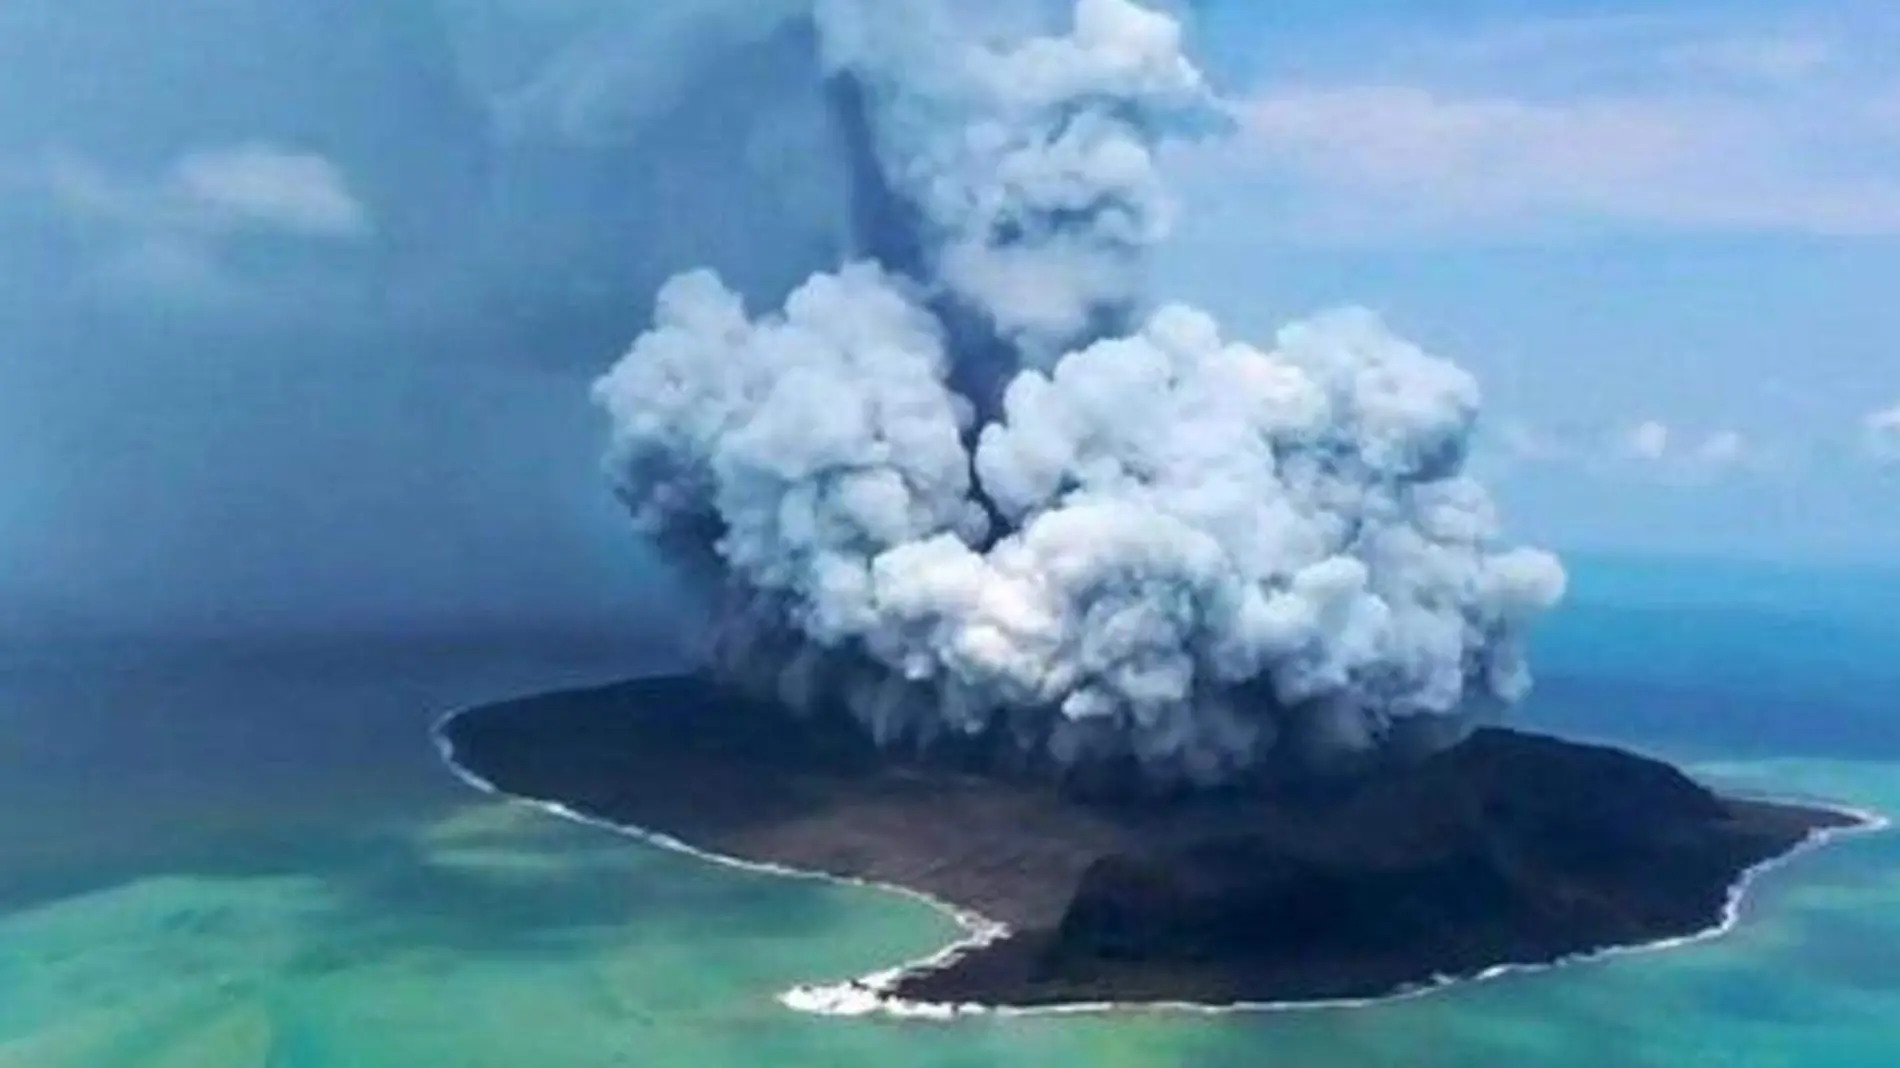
[594, 0, 1566, 784]
[816, 0, 1215, 356]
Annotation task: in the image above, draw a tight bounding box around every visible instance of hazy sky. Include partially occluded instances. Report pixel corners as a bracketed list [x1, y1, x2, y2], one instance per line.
[0, 0, 833, 638]
[1170, 0, 1900, 558]
[2, 0, 1895, 639]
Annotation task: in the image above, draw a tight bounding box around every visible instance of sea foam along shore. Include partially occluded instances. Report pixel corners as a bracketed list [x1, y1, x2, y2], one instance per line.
[431, 703, 1889, 1022]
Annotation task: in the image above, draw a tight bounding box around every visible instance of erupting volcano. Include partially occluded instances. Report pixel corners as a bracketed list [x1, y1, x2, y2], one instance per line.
[592, 0, 1565, 786]
[440, 0, 1877, 1015]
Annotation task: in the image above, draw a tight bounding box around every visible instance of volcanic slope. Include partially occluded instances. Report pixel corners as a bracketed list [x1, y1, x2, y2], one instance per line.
[439, 675, 1863, 1007]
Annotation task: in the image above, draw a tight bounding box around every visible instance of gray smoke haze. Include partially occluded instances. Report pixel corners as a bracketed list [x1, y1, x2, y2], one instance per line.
[594, 0, 1566, 783]
[2, 0, 1564, 775]
[0, 0, 862, 641]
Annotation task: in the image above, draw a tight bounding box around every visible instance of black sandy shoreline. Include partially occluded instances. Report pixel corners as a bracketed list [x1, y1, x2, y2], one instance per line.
[434, 675, 1885, 1018]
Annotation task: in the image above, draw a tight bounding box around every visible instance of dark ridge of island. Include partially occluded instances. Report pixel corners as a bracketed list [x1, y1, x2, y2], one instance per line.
[437, 674, 1869, 1009]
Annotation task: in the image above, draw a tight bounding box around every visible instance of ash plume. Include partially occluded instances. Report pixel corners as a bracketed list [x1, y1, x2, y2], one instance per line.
[593, 0, 1566, 786]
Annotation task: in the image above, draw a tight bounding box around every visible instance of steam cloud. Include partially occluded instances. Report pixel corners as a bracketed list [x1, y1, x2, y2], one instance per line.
[593, 0, 1566, 785]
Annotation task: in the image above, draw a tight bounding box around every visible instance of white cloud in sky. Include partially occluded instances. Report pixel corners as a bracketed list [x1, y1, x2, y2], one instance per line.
[1486, 415, 1774, 484]
[1664, 34, 1835, 83]
[1491, 418, 1574, 466]
[29, 143, 370, 303]
[41, 143, 370, 241]
[170, 145, 370, 239]
[1623, 419, 1671, 462]
[1615, 420, 1757, 478]
[1178, 8, 1900, 242]
[1867, 401, 1900, 464]
[1489, 401, 1900, 481]
[1693, 429, 1748, 468]
[1221, 88, 1900, 239]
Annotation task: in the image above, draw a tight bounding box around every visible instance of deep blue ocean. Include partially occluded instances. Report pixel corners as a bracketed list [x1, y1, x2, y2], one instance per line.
[1531, 555, 1900, 762]
[1, 555, 1895, 1066]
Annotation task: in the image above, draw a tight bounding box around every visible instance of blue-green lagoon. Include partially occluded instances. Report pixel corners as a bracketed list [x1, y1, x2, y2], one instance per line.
[4, 560, 1898, 1066]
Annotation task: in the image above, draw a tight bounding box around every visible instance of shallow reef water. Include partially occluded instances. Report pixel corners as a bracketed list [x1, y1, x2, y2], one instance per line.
[2, 560, 1898, 1067]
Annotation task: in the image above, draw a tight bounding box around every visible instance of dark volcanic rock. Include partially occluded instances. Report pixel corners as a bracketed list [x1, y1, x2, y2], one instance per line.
[439, 674, 1865, 1008]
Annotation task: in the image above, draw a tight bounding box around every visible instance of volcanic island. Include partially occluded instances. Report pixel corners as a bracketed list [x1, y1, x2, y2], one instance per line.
[436, 674, 1876, 1013]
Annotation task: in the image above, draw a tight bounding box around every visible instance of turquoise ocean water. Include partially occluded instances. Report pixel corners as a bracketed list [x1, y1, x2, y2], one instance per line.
[2, 558, 1897, 1067]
